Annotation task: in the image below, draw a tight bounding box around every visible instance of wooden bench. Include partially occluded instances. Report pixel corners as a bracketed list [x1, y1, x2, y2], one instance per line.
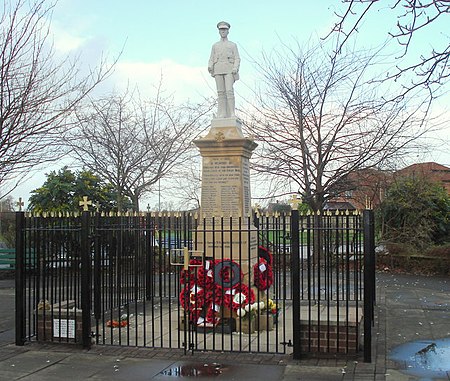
[0, 248, 15, 270]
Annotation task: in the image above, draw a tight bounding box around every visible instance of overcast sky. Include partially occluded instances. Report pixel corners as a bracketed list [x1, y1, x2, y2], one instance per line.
[49, 0, 345, 102]
[7, 0, 450, 207]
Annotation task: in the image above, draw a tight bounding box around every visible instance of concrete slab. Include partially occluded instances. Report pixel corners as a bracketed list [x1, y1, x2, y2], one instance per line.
[154, 361, 285, 381]
[284, 365, 344, 380]
[89, 358, 176, 380]
[0, 350, 69, 374]
[58, 352, 125, 368]
[0, 369, 32, 380]
[19, 363, 101, 380]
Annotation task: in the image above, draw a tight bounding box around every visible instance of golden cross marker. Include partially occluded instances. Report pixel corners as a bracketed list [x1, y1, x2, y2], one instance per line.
[170, 247, 203, 271]
[289, 194, 302, 211]
[79, 196, 92, 211]
[16, 197, 24, 212]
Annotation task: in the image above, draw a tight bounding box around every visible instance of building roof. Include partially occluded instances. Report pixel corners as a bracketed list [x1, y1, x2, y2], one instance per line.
[396, 162, 450, 194]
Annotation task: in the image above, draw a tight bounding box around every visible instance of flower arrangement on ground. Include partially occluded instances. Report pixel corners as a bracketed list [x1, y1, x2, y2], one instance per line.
[236, 301, 264, 320]
[258, 298, 279, 324]
[266, 299, 279, 316]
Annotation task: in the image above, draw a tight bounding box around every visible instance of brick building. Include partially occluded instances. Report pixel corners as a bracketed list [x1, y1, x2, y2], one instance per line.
[326, 162, 450, 211]
[395, 162, 450, 195]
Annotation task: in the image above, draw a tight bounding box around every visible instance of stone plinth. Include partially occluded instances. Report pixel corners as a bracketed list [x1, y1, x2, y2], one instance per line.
[35, 300, 82, 344]
[194, 118, 258, 263]
[193, 226, 257, 277]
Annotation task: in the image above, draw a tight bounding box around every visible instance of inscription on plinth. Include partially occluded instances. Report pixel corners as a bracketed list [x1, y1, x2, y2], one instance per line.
[201, 156, 251, 218]
[195, 226, 258, 262]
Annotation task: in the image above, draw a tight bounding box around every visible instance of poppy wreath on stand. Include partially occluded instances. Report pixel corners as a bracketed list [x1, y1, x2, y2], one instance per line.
[258, 245, 273, 265]
[213, 259, 243, 290]
[209, 287, 224, 308]
[179, 284, 207, 322]
[253, 246, 274, 291]
[205, 303, 222, 325]
[223, 283, 256, 312]
[196, 260, 215, 289]
[180, 258, 203, 286]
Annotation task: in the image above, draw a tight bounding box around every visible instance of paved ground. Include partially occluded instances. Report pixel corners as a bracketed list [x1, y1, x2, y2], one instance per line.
[0, 272, 449, 380]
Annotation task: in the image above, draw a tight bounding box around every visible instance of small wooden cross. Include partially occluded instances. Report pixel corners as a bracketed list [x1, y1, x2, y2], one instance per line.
[16, 197, 24, 212]
[79, 196, 92, 211]
[289, 194, 302, 211]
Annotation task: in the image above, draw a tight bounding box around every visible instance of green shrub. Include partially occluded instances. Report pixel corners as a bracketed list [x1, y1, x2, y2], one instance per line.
[378, 176, 450, 249]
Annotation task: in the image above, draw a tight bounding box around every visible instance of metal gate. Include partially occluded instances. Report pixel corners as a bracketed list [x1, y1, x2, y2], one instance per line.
[15, 209, 375, 360]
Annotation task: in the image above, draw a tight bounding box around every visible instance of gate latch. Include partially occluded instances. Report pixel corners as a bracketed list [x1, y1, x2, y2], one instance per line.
[280, 339, 293, 347]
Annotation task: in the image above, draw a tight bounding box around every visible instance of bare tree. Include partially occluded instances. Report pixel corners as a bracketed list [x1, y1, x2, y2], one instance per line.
[327, 1, 449, 98]
[163, 155, 202, 211]
[0, 0, 114, 196]
[67, 88, 212, 211]
[243, 40, 433, 211]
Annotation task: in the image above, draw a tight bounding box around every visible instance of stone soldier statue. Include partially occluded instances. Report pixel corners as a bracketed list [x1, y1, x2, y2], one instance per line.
[208, 21, 240, 118]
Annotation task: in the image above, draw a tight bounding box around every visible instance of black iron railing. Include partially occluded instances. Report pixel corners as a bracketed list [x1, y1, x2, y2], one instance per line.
[15, 210, 375, 360]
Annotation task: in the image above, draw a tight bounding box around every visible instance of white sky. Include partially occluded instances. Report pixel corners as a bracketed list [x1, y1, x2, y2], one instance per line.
[6, 0, 450, 208]
[49, 0, 343, 102]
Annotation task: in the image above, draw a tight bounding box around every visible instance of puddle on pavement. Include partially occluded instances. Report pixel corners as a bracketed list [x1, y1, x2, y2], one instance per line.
[389, 338, 450, 380]
[161, 363, 225, 377]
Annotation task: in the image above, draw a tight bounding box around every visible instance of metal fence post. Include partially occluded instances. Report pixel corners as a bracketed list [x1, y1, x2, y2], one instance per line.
[291, 208, 301, 359]
[80, 211, 92, 349]
[93, 212, 101, 328]
[149, 212, 156, 300]
[363, 209, 375, 363]
[15, 211, 25, 346]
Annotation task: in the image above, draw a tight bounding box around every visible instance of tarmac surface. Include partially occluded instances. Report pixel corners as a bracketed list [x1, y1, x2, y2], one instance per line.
[0, 272, 449, 380]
